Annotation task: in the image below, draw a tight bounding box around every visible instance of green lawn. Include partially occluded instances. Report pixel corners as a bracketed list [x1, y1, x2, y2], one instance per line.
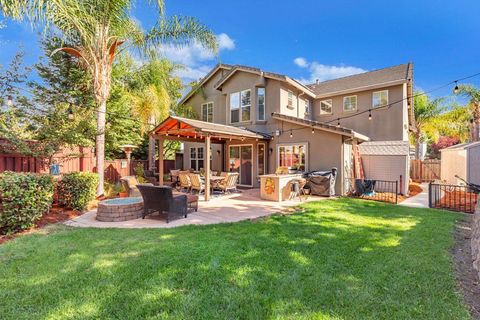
[0, 198, 470, 319]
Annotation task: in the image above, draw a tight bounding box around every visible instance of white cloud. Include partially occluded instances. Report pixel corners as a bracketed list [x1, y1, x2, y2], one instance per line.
[294, 57, 367, 84]
[157, 33, 235, 83]
[293, 57, 308, 68]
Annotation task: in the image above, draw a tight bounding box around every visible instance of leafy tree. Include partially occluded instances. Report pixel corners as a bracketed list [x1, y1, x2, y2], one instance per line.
[429, 136, 460, 158]
[425, 104, 470, 143]
[412, 92, 445, 159]
[455, 84, 480, 141]
[2, 0, 218, 195]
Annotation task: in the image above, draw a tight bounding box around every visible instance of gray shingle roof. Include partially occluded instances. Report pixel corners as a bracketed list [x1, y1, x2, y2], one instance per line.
[307, 63, 412, 96]
[358, 141, 410, 156]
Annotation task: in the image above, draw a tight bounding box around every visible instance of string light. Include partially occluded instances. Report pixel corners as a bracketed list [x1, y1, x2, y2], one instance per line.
[289, 130, 293, 138]
[453, 81, 460, 94]
[177, 134, 180, 138]
[166, 132, 169, 136]
[6, 95, 13, 107]
[337, 119, 340, 127]
[311, 127, 315, 134]
[368, 110, 372, 121]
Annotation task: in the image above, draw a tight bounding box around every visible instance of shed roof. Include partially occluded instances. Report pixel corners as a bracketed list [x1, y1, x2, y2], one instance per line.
[358, 140, 410, 156]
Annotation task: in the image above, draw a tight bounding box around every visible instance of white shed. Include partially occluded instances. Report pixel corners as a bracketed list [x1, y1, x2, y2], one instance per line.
[358, 141, 410, 195]
[440, 141, 480, 185]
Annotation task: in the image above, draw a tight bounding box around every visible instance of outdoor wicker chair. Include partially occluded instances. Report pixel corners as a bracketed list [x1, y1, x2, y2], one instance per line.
[137, 184, 193, 223]
[216, 172, 239, 194]
[143, 170, 158, 185]
[178, 172, 191, 192]
[120, 176, 153, 197]
[189, 173, 205, 194]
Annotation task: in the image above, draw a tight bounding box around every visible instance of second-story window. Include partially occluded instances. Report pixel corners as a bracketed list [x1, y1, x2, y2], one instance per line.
[320, 99, 332, 115]
[230, 89, 251, 123]
[343, 95, 357, 112]
[305, 99, 310, 115]
[257, 87, 265, 121]
[201, 102, 214, 122]
[287, 91, 293, 109]
[372, 90, 389, 108]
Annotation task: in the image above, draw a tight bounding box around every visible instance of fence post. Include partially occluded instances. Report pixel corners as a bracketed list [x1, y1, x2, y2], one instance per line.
[395, 180, 398, 204]
[428, 182, 432, 208]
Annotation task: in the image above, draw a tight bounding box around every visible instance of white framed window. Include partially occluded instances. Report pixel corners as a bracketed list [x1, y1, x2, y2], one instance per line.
[201, 102, 214, 122]
[343, 95, 357, 112]
[320, 99, 332, 115]
[277, 143, 308, 172]
[304, 99, 310, 115]
[257, 87, 265, 121]
[372, 90, 388, 108]
[230, 89, 251, 123]
[190, 147, 204, 171]
[287, 91, 293, 109]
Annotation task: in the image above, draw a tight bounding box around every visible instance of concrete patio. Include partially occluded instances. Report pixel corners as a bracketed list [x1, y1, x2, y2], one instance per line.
[64, 189, 328, 229]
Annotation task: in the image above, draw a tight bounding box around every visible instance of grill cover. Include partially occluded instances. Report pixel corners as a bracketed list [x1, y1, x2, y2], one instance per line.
[303, 168, 337, 196]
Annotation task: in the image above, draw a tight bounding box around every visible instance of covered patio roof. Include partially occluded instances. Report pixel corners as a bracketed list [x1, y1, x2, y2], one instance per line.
[151, 116, 271, 142]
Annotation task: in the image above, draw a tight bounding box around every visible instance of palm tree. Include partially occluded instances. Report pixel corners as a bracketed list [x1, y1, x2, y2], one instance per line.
[1, 0, 217, 195]
[455, 84, 480, 142]
[128, 83, 170, 169]
[413, 92, 445, 159]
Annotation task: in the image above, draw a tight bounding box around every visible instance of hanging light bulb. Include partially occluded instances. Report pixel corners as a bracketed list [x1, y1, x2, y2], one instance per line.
[67, 103, 74, 120]
[453, 81, 460, 94]
[368, 110, 372, 121]
[290, 130, 293, 138]
[6, 95, 13, 107]
[337, 119, 341, 127]
[177, 134, 180, 138]
[166, 132, 169, 136]
[229, 138, 232, 142]
[311, 127, 315, 134]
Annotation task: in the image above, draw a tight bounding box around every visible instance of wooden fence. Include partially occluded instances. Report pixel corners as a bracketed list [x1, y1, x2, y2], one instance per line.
[410, 159, 441, 182]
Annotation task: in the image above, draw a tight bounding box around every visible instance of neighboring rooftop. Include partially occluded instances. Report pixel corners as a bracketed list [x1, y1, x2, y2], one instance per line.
[307, 63, 413, 96]
[358, 140, 410, 156]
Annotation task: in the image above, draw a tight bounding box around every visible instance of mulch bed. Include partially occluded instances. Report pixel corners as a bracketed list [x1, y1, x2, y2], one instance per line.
[452, 215, 480, 319]
[435, 190, 478, 214]
[0, 205, 82, 245]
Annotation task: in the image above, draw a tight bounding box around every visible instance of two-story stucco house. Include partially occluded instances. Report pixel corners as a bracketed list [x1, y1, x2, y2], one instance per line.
[162, 62, 414, 195]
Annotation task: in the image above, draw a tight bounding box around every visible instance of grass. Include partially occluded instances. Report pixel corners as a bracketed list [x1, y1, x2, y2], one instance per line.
[0, 198, 470, 319]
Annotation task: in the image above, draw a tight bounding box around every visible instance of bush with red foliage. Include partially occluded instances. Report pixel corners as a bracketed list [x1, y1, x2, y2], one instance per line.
[431, 136, 460, 157]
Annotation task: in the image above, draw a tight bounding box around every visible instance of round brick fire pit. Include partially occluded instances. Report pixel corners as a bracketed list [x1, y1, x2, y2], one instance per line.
[96, 197, 143, 222]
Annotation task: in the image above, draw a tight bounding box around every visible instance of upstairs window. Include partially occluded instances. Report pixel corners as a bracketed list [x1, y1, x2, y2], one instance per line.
[343, 95, 357, 112]
[287, 91, 293, 109]
[230, 89, 251, 123]
[257, 87, 266, 121]
[372, 90, 389, 108]
[201, 102, 214, 122]
[320, 99, 332, 115]
[305, 99, 310, 115]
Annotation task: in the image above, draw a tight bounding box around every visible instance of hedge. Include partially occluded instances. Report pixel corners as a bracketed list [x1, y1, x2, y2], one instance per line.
[0, 172, 55, 235]
[58, 172, 98, 211]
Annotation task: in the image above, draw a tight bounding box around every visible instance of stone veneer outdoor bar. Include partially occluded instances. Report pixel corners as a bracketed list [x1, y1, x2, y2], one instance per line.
[96, 197, 144, 222]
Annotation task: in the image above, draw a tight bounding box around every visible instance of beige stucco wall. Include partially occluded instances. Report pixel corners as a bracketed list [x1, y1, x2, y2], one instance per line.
[312, 84, 408, 141]
[467, 145, 480, 185]
[279, 85, 312, 120]
[360, 155, 409, 195]
[441, 149, 467, 184]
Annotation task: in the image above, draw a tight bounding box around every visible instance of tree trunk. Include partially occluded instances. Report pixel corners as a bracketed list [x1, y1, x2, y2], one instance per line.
[414, 131, 421, 160]
[93, 61, 112, 196]
[472, 102, 480, 142]
[148, 135, 156, 171]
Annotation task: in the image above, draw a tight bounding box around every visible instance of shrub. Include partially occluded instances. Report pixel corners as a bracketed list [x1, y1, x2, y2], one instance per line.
[58, 172, 98, 211]
[134, 163, 146, 183]
[0, 172, 55, 234]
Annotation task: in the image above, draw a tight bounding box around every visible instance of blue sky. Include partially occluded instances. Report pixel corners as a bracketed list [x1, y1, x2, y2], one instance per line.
[1, 0, 479, 99]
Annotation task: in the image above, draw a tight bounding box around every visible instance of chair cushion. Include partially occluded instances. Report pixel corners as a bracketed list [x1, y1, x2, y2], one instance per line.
[174, 191, 198, 203]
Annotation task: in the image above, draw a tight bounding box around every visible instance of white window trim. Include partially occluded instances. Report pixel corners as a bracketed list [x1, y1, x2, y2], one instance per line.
[287, 90, 294, 109]
[190, 146, 204, 170]
[343, 95, 357, 112]
[276, 142, 309, 172]
[257, 142, 266, 177]
[372, 90, 389, 108]
[319, 99, 333, 115]
[257, 87, 266, 121]
[201, 101, 214, 122]
[229, 89, 251, 124]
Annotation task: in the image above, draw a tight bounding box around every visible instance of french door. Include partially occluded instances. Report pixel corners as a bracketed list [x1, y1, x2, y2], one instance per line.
[229, 145, 253, 187]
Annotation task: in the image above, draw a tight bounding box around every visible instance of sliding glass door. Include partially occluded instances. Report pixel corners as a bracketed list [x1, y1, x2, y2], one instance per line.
[229, 145, 253, 186]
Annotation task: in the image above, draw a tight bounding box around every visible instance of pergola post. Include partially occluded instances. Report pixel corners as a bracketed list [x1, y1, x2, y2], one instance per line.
[205, 135, 211, 201]
[158, 137, 164, 186]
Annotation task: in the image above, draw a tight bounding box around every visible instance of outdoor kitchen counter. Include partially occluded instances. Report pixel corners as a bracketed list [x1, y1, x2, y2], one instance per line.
[260, 174, 303, 202]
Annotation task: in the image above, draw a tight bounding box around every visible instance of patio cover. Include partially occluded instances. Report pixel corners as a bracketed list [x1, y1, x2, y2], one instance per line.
[151, 115, 271, 142]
